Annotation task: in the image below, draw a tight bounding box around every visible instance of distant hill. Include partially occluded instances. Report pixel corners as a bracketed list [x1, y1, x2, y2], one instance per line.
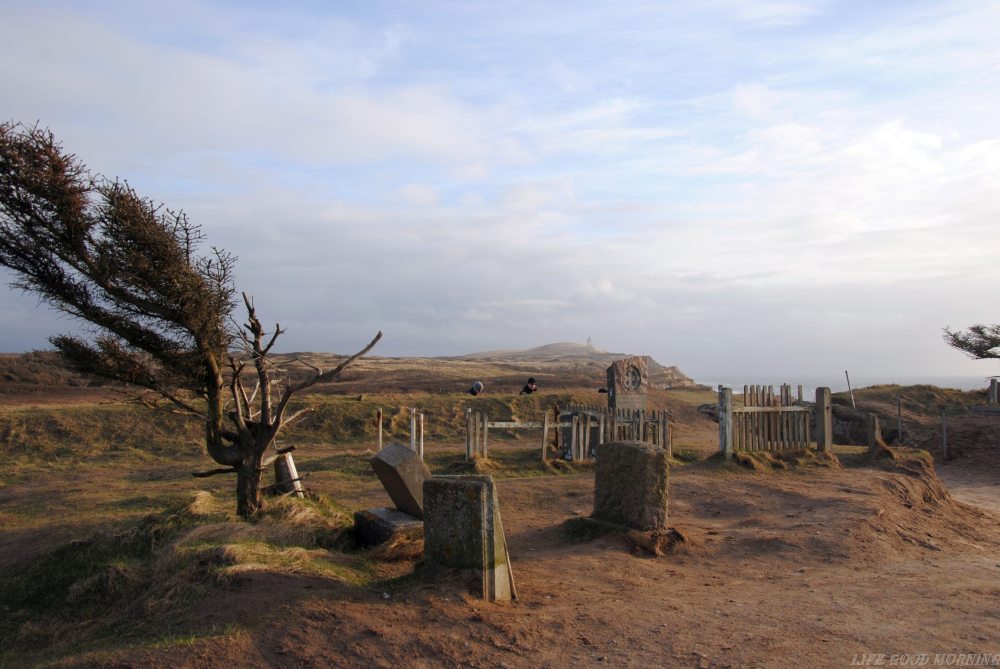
[449, 342, 701, 390]
[454, 341, 620, 361]
[0, 343, 704, 399]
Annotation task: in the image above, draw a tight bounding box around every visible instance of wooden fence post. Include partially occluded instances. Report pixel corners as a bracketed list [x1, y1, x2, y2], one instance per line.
[572, 414, 580, 461]
[418, 413, 424, 460]
[482, 414, 489, 459]
[376, 408, 383, 452]
[465, 408, 473, 461]
[409, 408, 416, 451]
[719, 386, 733, 458]
[866, 413, 881, 448]
[815, 387, 832, 452]
[541, 412, 550, 461]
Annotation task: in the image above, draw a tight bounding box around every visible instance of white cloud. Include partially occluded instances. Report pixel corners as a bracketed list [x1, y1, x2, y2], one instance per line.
[3, 0, 1000, 379]
[398, 184, 438, 205]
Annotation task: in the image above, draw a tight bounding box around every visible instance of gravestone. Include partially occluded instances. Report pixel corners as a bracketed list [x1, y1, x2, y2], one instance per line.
[593, 440, 669, 531]
[354, 507, 424, 547]
[606, 356, 649, 411]
[371, 442, 431, 519]
[423, 475, 516, 602]
[273, 452, 305, 497]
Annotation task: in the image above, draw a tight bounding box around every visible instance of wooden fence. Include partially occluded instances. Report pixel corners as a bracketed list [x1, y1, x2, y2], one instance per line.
[463, 405, 672, 463]
[374, 407, 425, 460]
[558, 404, 671, 462]
[718, 385, 833, 456]
[466, 409, 554, 461]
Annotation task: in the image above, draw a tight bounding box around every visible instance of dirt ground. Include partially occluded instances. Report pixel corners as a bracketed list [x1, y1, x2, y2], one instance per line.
[3, 378, 1000, 669]
[15, 446, 992, 669]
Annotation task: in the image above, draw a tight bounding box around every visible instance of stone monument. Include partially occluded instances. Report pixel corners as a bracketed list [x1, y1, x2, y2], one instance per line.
[423, 475, 516, 602]
[593, 440, 669, 531]
[606, 356, 649, 411]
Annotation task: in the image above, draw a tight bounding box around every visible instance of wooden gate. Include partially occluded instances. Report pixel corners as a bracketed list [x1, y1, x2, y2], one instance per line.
[718, 385, 832, 456]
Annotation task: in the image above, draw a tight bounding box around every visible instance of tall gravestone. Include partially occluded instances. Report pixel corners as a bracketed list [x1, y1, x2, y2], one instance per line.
[606, 356, 649, 411]
[593, 440, 669, 531]
[423, 475, 516, 602]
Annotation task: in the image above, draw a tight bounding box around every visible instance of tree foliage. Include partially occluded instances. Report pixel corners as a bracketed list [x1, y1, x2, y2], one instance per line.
[943, 323, 1000, 361]
[0, 123, 380, 516]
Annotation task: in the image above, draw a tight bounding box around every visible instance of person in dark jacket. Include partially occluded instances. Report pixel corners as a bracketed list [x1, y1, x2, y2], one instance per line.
[520, 378, 538, 395]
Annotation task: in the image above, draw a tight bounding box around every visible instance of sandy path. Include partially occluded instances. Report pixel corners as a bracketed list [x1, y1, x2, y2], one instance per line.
[937, 462, 1000, 516]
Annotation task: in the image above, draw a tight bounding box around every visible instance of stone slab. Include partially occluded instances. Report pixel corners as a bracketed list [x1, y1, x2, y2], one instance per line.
[354, 507, 424, 547]
[593, 440, 669, 531]
[606, 356, 649, 411]
[371, 442, 432, 519]
[423, 475, 515, 602]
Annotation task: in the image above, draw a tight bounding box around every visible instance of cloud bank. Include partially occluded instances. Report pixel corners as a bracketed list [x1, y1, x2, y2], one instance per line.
[2, 1, 1000, 378]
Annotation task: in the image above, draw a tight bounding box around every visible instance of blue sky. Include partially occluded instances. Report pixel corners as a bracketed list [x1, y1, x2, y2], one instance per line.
[3, 0, 1000, 379]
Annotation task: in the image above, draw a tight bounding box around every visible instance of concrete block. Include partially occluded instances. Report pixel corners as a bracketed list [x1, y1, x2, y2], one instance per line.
[371, 442, 432, 519]
[423, 475, 515, 602]
[354, 507, 423, 548]
[593, 440, 669, 531]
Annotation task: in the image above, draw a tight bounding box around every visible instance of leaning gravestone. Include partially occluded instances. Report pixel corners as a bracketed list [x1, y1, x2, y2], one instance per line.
[370, 442, 431, 518]
[606, 356, 649, 411]
[355, 443, 433, 548]
[593, 440, 669, 531]
[423, 475, 516, 602]
[273, 452, 305, 498]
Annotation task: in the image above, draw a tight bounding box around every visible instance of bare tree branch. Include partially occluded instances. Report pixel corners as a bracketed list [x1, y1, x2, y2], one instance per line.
[271, 331, 382, 429]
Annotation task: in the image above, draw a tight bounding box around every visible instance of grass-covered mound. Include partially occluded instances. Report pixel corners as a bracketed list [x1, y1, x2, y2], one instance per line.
[0, 492, 363, 664]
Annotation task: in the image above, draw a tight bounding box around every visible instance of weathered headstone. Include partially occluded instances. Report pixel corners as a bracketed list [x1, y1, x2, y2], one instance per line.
[593, 440, 668, 531]
[371, 442, 432, 519]
[273, 452, 305, 497]
[606, 356, 649, 411]
[354, 507, 424, 547]
[423, 475, 516, 602]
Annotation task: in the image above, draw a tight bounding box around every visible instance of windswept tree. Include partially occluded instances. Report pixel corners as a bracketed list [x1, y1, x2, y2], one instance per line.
[943, 323, 1000, 364]
[0, 123, 380, 517]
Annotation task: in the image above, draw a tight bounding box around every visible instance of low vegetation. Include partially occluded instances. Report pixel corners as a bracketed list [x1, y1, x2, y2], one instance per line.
[0, 491, 364, 663]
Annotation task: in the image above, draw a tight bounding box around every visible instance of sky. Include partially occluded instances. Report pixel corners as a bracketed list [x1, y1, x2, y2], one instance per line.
[3, 0, 1000, 379]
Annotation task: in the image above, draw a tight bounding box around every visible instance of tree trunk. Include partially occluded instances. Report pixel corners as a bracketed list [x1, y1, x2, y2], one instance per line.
[235, 457, 263, 518]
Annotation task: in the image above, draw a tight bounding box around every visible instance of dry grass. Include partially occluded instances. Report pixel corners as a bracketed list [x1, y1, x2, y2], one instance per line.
[0, 490, 366, 664]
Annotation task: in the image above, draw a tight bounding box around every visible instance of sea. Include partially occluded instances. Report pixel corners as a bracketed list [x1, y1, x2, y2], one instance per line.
[694, 374, 991, 399]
